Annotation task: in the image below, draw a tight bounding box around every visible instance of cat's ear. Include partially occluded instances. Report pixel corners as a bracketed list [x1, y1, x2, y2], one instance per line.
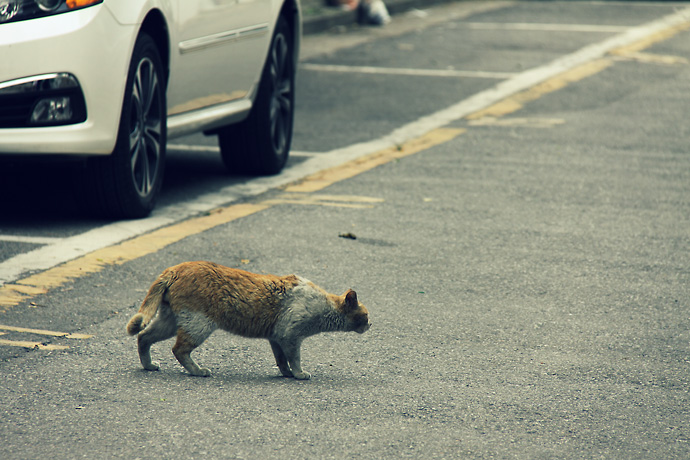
[344, 289, 358, 311]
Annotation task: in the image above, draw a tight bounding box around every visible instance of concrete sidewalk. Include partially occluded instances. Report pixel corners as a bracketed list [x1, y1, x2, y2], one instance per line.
[301, 0, 461, 34]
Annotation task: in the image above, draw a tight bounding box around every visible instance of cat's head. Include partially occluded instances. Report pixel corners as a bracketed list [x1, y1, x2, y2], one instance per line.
[341, 289, 370, 334]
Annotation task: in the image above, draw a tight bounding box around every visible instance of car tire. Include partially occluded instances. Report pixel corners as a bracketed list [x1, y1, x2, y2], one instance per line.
[218, 15, 295, 175]
[82, 32, 166, 219]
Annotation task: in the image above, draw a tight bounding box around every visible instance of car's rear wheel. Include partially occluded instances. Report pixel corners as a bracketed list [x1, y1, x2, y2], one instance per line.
[83, 33, 166, 219]
[218, 15, 295, 175]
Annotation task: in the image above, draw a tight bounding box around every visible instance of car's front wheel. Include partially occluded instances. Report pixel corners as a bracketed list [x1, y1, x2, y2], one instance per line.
[218, 15, 295, 175]
[83, 32, 166, 219]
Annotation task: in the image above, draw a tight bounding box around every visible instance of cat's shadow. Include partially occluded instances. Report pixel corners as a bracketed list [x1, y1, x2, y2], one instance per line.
[128, 366, 367, 387]
[129, 367, 308, 384]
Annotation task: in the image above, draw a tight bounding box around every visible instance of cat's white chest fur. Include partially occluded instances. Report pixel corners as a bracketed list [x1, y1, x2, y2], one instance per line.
[272, 277, 341, 339]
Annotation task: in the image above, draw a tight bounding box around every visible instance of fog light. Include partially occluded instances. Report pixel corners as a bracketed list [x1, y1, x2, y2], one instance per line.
[31, 97, 73, 124]
[35, 0, 61, 12]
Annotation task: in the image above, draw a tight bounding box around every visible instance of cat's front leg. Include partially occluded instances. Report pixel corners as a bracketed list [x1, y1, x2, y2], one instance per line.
[269, 340, 293, 378]
[280, 340, 310, 380]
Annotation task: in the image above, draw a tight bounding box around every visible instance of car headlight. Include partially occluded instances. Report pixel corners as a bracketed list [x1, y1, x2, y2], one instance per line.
[0, 0, 102, 24]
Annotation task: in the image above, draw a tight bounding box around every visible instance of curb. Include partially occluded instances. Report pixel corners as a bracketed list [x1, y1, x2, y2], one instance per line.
[302, 0, 462, 34]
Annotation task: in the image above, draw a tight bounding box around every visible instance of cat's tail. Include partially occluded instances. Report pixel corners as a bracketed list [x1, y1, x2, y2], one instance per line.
[126, 270, 172, 335]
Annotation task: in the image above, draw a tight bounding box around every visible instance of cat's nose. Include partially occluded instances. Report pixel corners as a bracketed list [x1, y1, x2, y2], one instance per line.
[357, 321, 371, 334]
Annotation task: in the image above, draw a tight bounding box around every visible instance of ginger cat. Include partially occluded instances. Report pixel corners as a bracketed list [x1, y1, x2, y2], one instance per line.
[126, 261, 371, 379]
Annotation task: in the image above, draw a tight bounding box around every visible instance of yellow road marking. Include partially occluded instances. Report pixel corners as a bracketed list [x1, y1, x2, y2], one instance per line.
[612, 51, 689, 65]
[263, 193, 385, 208]
[609, 20, 690, 56]
[0, 324, 92, 339]
[609, 21, 690, 65]
[466, 59, 614, 120]
[263, 199, 375, 209]
[0, 339, 69, 351]
[0, 284, 48, 304]
[468, 116, 565, 128]
[292, 194, 384, 203]
[284, 128, 465, 193]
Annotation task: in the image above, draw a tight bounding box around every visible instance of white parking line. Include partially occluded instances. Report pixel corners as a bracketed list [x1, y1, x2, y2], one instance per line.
[166, 144, 221, 153]
[301, 63, 517, 79]
[167, 144, 318, 157]
[0, 6, 688, 285]
[461, 22, 630, 33]
[0, 235, 64, 245]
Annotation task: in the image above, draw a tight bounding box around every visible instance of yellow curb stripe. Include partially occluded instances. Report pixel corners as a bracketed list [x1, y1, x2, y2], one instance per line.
[287, 194, 385, 203]
[614, 51, 689, 65]
[610, 20, 690, 56]
[466, 58, 614, 120]
[284, 127, 466, 193]
[263, 193, 385, 209]
[0, 324, 93, 339]
[262, 199, 376, 209]
[0, 339, 69, 351]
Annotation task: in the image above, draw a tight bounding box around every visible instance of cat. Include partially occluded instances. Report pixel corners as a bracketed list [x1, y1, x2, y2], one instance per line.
[126, 261, 371, 379]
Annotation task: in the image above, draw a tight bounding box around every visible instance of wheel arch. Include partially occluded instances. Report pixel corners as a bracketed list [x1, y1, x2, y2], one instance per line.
[139, 10, 171, 88]
[280, 0, 302, 71]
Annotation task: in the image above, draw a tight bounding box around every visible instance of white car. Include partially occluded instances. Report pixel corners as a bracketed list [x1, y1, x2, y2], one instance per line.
[0, 0, 301, 218]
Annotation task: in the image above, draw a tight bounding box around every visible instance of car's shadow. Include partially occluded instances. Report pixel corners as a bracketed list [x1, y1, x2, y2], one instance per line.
[0, 146, 309, 230]
[0, 157, 90, 224]
[0, 150, 235, 230]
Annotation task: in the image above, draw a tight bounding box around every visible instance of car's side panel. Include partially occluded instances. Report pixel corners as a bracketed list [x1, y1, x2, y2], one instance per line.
[166, 0, 273, 117]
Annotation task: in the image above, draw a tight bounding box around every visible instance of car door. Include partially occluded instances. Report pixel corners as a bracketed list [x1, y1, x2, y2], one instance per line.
[167, 0, 274, 117]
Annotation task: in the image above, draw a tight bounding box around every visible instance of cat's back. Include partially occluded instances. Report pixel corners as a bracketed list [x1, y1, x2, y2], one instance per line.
[165, 261, 302, 336]
[167, 261, 300, 298]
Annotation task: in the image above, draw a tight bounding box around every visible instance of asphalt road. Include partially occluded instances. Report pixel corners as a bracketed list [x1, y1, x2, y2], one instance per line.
[2, 1, 690, 458]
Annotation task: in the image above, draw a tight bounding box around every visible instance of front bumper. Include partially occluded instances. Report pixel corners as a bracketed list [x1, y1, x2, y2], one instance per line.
[0, 5, 137, 155]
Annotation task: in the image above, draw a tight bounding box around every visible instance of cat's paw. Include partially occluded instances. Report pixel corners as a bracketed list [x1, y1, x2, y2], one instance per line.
[191, 367, 212, 377]
[144, 361, 160, 371]
[292, 371, 311, 380]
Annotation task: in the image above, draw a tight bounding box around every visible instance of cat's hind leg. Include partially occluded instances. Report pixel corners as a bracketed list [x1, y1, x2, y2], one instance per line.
[172, 311, 216, 377]
[136, 302, 177, 371]
[269, 340, 293, 378]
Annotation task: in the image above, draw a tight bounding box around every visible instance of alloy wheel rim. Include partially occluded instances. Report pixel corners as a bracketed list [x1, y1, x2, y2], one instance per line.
[129, 57, 162, 198]
[269, 32, 292, 155]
